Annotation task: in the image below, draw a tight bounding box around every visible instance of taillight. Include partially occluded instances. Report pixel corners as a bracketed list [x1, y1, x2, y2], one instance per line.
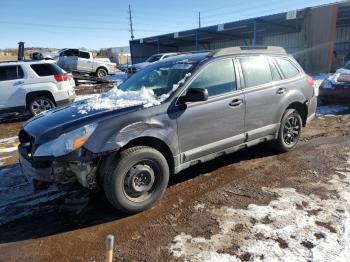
[306, 75, 314, 87]
[54, 74, 68, 82]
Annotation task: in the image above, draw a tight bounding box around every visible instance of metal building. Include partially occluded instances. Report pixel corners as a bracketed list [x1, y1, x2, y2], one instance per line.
[129, 2, 350, 74]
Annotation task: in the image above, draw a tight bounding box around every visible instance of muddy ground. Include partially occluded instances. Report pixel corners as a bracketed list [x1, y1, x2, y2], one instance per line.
[0, 106, 350, 261]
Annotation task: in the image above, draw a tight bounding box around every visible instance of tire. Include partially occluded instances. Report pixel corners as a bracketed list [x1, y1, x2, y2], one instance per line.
[103, 146, 169, 214]
[96, 68, 108, 78]
[28, 96, 55, 116]
[272, 109, 302, 152]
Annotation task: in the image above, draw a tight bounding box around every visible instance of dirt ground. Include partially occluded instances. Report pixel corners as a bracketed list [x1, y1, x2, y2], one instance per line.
[0, 109, 350, 261]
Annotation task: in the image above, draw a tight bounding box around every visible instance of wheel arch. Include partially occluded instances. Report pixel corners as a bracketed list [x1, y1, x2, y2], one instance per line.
[25, 91, 56, 109]
[96, 66, 109, 75]
[121, 136, 175, 175]
[284, 101, 308, 127]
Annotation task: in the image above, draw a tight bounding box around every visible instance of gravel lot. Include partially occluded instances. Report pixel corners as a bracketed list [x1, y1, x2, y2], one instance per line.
[0, 100, 349, 261]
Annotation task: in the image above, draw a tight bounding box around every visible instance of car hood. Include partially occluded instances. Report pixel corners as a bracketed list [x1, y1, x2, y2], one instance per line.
[23, 100, 143, 145]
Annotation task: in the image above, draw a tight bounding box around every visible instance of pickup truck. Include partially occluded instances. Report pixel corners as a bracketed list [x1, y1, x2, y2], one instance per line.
[54, 49, 117, 78]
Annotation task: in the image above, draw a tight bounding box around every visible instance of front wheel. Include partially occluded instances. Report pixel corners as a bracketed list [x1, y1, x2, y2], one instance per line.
[103, 146, 169, 214]
[96, 68, 107, 78]
[272, 109, 302, 152]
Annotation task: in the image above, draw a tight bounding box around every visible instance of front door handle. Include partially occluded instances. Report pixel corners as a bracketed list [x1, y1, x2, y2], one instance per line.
[276, 88, 286, 95]
[229, 99, 243, 107]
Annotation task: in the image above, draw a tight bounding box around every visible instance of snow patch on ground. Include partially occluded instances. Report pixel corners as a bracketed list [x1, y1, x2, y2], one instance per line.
[170, 153, 350, 262]
[76, 87, 165, 114]
[0, 136, 18, 145]
[0, 147, 17, 154]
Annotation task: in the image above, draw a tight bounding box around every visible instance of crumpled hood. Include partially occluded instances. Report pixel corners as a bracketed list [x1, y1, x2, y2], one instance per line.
[23, 101, 142, 144]
[23, 87, 166, 145]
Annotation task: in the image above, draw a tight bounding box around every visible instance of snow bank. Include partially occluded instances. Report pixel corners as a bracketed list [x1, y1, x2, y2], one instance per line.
[76, 87, 165, 115]
[170, 152, 350, 262]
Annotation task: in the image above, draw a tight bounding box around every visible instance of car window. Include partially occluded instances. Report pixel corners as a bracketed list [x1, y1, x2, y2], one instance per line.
[343, 61, 350, 70]
[270, 60, 282, 81]
[0, 65, 24, 81]
[187, 59, 236, 97]
[239, 56, 273, 88]
[146, 54, 163, 63]
[79, 51, 90, 59]
[61, 49, 79, 57]
[30, 63, 64, 76]
[275, 57, 300, 79]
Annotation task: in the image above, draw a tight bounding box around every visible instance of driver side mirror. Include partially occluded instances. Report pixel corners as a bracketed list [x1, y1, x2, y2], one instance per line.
[184, 88, 208, 102]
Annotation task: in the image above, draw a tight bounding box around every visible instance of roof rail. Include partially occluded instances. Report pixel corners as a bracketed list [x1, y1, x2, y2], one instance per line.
[211, 46, 287, 57]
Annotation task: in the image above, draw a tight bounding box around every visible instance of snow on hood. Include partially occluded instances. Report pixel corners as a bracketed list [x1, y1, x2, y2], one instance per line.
[76, 87, 167, 115]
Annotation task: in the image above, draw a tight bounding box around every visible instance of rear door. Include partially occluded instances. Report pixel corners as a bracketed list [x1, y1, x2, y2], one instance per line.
[176, 58, 246, 162]
[237, 55, 285, 140]
[77, 51, 93, 72]
[0, 65, 26, 110]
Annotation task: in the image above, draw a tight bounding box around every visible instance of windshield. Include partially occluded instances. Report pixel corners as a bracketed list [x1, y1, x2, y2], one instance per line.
[146, 54, 163, 63]
[117, 59, 197, 98]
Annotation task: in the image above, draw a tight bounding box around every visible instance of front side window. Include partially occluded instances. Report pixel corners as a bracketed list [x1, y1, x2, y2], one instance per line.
[187, 59, 236, 97]
[118, 59, 197, 98]
[0, 65, 24, 81]
[239, 56, 273, 88]
[275, 57, 300, 79]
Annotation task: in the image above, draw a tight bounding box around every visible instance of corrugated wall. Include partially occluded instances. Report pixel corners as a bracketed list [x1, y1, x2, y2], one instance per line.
[262, 32, 302, 56]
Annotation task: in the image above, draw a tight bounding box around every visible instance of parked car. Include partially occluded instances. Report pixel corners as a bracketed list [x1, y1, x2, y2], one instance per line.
[55, 48, 117, 78]
[18, 46, 316, 214]
[318, 60, 350, 104]
[0, 60, 76, 116]
[126, 52, 178, 74]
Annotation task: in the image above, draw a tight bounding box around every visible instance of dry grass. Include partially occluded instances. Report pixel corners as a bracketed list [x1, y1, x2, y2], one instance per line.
[0, 55, 18, 61]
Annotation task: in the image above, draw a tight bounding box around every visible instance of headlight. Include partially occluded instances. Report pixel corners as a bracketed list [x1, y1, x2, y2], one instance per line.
[34, 123, 97, 157]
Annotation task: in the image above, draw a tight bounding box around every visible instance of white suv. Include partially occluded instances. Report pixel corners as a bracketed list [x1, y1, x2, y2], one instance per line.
[0, 60, 76, 115]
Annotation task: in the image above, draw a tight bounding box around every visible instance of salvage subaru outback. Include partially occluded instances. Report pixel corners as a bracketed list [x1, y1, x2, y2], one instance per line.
[18, 46, 317, 214]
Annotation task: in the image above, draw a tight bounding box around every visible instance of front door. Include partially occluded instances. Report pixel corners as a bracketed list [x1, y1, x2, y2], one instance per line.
[0, 65, 26, 111]
[176, 58, 246, 162]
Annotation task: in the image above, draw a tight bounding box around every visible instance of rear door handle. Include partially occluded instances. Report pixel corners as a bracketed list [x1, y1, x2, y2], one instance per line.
[13, 81, 24, 86]
[229, 99, 243, 107]
[276, 88, 286, 95]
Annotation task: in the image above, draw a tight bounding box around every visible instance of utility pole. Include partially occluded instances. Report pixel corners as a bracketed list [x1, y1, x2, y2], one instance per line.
[198, 12, 201, 28]
[128, 4, 135, 40]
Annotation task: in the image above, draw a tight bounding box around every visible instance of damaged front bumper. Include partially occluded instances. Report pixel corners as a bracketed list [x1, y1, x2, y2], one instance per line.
[19, 145, 100, 190]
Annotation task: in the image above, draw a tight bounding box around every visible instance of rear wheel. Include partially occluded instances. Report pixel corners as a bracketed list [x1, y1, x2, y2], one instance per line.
[103, 146, 169, 214]
[96, 68, 108, 78]
[28, 96, 55, 115]
[272, 109, 302, 152]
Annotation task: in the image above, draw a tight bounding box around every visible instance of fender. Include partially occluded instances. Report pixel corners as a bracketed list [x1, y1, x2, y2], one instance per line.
[276, 88, 307, 123]
[84, 117, 178, 157]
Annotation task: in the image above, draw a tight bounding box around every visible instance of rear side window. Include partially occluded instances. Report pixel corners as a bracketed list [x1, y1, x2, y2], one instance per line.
[0, 65, 24, 81]
[79, 51, 90, 59]
[30, 64, 64, 77]
[275, 57, 300, 79]
[239, 56, 273, 88]
[60, 49, 79, 57]
[188, 59, 236, 97]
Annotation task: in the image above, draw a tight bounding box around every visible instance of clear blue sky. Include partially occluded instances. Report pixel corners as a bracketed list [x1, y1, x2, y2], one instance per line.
[0, 0, 339, 49]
